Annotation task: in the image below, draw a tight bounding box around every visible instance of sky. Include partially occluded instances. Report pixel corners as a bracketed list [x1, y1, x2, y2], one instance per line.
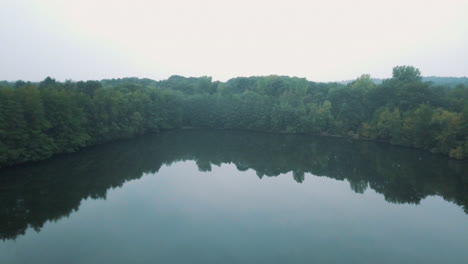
[1, 0, 467, 82]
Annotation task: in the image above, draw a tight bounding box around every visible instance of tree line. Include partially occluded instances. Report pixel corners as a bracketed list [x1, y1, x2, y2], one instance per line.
[0, 66, 467, 167]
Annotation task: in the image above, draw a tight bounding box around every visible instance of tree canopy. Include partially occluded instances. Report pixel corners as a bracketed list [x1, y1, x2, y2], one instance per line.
[0, 66, 467, 168]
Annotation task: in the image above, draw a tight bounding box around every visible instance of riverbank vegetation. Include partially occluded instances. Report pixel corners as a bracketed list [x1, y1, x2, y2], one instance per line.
[1, 66, 467, 167]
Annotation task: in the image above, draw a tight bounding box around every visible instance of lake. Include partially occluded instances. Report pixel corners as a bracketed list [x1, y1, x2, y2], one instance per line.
[0, 130, 467, 263]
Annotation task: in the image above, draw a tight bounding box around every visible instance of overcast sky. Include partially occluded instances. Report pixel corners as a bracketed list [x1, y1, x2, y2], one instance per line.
[1, 0, 467, 82]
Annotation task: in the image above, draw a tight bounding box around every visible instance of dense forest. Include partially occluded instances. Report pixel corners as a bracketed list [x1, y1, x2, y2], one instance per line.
[0, 66, 467, 168]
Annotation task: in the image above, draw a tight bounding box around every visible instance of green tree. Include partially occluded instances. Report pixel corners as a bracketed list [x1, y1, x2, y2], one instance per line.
[392, 66, 421, 82]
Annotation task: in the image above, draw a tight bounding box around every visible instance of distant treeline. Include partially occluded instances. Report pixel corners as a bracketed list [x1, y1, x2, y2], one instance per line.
[339, 76, 468, 87]
[0, 66, 467, 167]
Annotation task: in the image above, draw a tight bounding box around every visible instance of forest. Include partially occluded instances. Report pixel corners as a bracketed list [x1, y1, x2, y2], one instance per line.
[0, 66, 467, 168]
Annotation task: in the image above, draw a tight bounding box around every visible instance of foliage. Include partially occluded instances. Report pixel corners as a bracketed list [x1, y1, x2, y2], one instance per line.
[1, 66, 467, 168]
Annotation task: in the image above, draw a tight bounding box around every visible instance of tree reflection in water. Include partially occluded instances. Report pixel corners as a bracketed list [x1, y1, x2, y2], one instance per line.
[0, 129, 466, 240]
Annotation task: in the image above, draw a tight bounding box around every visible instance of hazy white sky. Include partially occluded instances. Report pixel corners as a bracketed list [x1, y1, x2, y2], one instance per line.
[1, 0, 467, 82]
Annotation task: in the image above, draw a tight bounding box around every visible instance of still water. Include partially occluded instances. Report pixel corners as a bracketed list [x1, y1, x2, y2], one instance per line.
[0, 130, 467, 263]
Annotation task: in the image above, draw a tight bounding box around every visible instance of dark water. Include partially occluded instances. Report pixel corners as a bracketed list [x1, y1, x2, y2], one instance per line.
[0, 130, 467, 264]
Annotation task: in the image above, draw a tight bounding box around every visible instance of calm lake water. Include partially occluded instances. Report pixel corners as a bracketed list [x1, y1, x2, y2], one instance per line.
[0, 130, 467, 264]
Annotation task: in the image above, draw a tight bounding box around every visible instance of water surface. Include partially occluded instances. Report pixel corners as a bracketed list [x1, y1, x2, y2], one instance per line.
[1, 130, 467, 263]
